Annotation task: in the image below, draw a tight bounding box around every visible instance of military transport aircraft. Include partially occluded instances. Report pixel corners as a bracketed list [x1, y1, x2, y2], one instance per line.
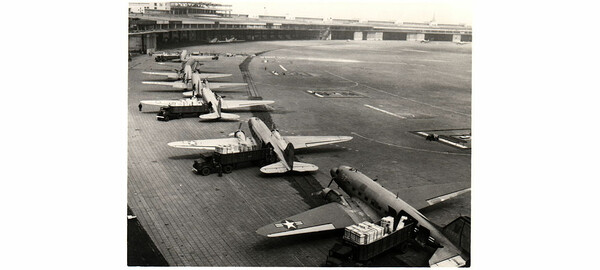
[256, 165, 470, 267]
[142, 61, 231, 90]
[182, 80, 247, 97]
[140, 86, 274, 120]
[168, 117, 353, 173]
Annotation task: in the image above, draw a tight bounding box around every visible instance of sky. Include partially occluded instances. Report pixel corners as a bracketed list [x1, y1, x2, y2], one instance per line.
[213, 0, 473, 25]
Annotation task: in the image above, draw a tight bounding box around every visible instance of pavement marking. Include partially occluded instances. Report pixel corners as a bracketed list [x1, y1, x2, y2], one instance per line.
[364, 104, 406, 119]
[402, 49, 429, 53]
[279, 65, 288, 71]
[351, 132, 470, 156]
[326, 70, 469, 117]
[416, 132, 469, 149]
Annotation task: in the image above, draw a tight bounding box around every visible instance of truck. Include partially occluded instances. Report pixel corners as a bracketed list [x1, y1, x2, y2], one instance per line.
[154, 54, 180, 62]
[156, 104, 210, 121]
[192, 147, 277, 176]
[325, 221, 415, 266]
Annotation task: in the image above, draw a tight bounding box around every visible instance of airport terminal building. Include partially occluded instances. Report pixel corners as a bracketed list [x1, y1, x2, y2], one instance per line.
[128, 1, 472, 53]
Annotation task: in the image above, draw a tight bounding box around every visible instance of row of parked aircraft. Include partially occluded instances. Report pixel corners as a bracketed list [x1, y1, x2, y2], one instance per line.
[135, 49, 469, 267]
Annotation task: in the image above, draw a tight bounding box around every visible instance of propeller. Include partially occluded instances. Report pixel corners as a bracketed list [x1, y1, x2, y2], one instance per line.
[228, 122, 244, 137]
[327, 178, 335, 188]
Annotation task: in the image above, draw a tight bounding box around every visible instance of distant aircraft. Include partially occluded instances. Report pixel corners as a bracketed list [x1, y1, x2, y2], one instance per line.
[256, 165, 470, 267]
[420, 39, 430, 43]
[141, 86, 274, 120]
[168, 117, 353, 173]
[455, 41, 467, 45]
[208, 37, 244, 43]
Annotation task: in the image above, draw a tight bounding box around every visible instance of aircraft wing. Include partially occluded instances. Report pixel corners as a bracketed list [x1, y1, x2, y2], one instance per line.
[256, 202, 371, 237]
[207, 82, 247, 89]
[283, 136, 353, 149]
[167, 138, 241, 150]
[142, 81, 188, 89]
[199, 73, 232, 79]
[142, 71, 178, 77]
[220, 100, 274, 109]
[391, 181, 471, 210]
[140, 100, 182, 107]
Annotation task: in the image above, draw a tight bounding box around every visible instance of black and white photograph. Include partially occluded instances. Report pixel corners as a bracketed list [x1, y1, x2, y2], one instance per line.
[4, 0, 600, 269]
[128, 0, 471, 267]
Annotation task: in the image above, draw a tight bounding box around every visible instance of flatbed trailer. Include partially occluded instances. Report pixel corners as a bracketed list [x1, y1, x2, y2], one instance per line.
[192, 147, 277, 176]
[325, 222, 416, 266]
[157, 104, 210, 121]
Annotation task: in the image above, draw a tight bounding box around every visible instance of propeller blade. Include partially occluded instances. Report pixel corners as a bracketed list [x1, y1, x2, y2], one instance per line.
[327, 178, 335, 188]
[238, 122, 243, 130]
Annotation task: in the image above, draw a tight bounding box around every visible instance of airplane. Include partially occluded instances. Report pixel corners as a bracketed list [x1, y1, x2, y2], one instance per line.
[208, 37, 242, 43]
[142, 61, 231, 90]
[168, 117, 353, 173]
[140, 86, 274, 120]
[420, 39, 430, 43]
[256, 165, 470, 267]
[182, 79, 247, 97]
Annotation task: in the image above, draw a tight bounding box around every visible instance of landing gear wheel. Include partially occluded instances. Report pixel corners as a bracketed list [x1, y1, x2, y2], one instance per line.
[223, 165, 233, 174]
[200, 167, 211, 176]
[164, 116, 170, 121]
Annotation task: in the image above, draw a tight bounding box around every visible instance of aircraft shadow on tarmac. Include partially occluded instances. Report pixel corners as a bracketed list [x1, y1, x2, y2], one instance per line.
[168, 153, 208, 160]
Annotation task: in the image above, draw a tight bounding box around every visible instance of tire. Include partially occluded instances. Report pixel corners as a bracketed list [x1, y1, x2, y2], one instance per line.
[164, 116, 170, 121]
[200, 167, 211, 176]
[223, 165, 233, 174]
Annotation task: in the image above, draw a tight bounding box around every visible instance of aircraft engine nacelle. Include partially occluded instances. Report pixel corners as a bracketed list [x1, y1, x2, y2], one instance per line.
[234, 130, 246, 142]
[272, 130, 282, 140]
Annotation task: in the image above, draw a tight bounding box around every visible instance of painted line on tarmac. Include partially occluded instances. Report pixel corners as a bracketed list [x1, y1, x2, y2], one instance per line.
[279, 65, 288, 71]
[351, 132, 470, 156]
[402, 49, 429, 53]
[364, 104, 406, 119]
[326, 71, 470, 117]
[417, 132, 469, 149]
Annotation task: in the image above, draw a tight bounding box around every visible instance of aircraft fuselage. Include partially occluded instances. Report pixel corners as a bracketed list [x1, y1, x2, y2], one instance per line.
[331, 165, 464, 266]
[248, 117, 291, 170]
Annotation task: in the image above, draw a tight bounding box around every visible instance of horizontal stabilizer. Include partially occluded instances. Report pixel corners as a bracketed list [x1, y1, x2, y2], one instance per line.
[260, 162, 290, 174]
[259, 162, 317, 174]
[291, 162, 318, 172]
[199, 112, 239, 120]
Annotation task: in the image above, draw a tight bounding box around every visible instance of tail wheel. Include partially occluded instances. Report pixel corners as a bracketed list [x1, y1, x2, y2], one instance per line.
[223, 165, 233, 174]
[200, 167, 211, 176]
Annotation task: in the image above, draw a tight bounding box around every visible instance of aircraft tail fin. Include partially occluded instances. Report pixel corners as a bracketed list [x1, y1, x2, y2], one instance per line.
[180, 50, 187, 61]
[283, 143, 295, 170]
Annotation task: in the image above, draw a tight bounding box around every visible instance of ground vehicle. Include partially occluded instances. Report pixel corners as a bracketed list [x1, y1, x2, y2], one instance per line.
[155, 55, 180, 62]
[193, 147, 277, 176]
[325, 222, 416, 266]
[156, 104, 209, 121]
